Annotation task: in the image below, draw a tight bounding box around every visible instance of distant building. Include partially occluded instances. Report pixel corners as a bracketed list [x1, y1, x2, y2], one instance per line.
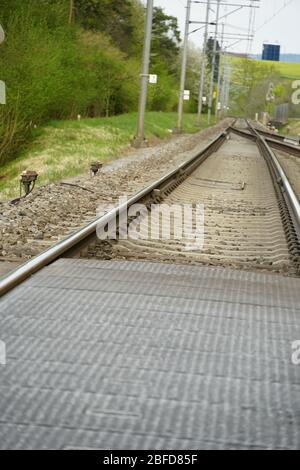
[262, 44, 280, 62]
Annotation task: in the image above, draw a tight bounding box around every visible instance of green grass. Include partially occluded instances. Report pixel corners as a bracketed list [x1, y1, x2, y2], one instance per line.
[280, 118, 300, 136]
[0, 112, 208, 200]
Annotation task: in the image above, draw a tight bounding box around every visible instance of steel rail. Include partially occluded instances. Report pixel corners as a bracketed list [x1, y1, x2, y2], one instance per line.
[0, 129, 229, 297]
[230, 125, 300, 158]
[253, 127, 300, 146]
[229, 120, 300, 272]
[254, 128, 285, 142]
[247, 120, 300, 224]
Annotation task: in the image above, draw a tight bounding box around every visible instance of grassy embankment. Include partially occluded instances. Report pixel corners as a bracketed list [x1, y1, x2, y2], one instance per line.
[263, 60, 300, 80]
[0, 112, 208, 200]
[230, 56, 300, 80]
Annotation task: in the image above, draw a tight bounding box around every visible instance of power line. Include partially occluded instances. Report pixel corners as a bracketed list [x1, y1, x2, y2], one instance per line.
[255, 0, 296, 33]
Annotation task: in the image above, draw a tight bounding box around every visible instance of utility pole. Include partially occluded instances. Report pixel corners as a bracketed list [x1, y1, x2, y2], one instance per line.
[132, 0, 154, 148]
[207, 0, 221, 124]
[175, 0, 192, 134]
[69, 0, 74, 24]
[196, 0, 211, 125]
[0, 24, 5, 106]
[220, 53, 227, 118]
[215, 22, 225, 120]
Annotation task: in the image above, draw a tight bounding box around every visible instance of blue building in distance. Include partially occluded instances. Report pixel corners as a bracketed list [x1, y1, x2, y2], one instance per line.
[262, 44, 280, 62]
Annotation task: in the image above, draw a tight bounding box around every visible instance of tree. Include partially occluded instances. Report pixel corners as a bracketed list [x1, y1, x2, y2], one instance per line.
[151, 7, 181, 76]
[206, 36, 220, 82]
[74, 0, 144, 55]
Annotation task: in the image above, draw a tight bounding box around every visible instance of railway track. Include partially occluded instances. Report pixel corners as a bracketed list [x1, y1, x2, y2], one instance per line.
[231, 120, 300, 206]
[1, 118, 300, 296]
[251, 123, 300, 201]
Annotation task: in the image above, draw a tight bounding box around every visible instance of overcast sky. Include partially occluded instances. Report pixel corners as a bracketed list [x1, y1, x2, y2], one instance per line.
[147, 0, 299, 55]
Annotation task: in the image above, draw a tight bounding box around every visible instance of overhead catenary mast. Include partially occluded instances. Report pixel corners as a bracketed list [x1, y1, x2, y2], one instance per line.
[132, 0, 154, 148]
[196, 0, 211, 125]
[175, 0, 192, 133]
[193, 0, 260, 123]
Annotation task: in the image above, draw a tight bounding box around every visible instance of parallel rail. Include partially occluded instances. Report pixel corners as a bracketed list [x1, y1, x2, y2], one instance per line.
[246, 120, 300, 271]
[254, 127, 299, 146]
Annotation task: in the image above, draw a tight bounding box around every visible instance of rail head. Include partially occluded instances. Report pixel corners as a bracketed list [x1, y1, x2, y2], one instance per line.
[0, 128, 229, 297]
[230, 123, 300, 158]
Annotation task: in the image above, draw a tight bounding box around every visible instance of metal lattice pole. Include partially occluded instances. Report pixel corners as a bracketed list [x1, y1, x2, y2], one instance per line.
[197, 0, 211, 125]
[175, 0, 192, 133]
[215, 22, 225, 120]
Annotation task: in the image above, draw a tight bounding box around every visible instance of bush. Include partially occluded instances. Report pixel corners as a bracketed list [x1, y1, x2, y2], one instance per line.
[0, 0, 183, 167]
[0, 1, 140, 165]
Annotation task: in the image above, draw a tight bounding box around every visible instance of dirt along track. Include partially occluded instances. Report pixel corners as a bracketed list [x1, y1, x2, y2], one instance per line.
[87, 133, 295, 275]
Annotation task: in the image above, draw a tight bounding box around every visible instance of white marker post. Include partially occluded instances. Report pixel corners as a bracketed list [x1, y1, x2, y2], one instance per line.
[0, 24, 4, 44]
[149, 74, 158, 84]
[0, 81, 6, 105]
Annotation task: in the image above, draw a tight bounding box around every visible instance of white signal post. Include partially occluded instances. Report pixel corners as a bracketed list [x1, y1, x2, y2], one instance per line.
[184, 90, 190, 101]
[0, 24, 5, 105]
[207, 0, 221, 125]
[0, 24, 4, 44]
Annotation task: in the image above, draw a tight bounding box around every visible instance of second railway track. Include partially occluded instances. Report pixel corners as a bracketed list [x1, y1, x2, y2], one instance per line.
[1, 118, 300, 296]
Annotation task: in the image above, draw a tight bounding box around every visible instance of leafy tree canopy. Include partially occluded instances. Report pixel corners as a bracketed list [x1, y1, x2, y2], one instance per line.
[151, 7, 181, 75]
[74, 0, 144, 55]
